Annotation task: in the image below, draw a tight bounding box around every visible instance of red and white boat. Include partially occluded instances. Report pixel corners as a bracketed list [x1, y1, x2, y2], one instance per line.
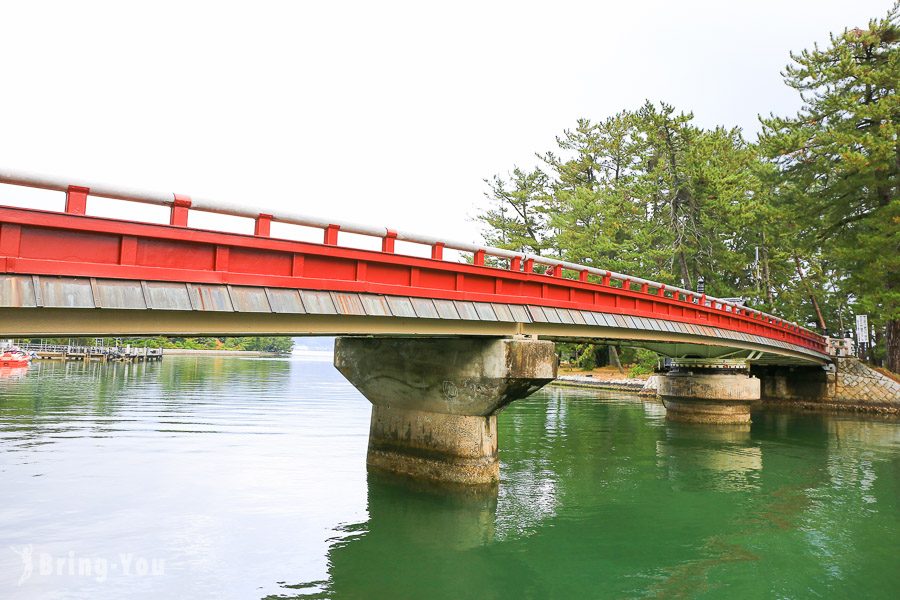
[0, 351, 30, 368]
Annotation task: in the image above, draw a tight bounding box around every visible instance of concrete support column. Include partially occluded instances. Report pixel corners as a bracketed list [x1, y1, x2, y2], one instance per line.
[334, 336, 557, 484]
[659, 364, 761, 424]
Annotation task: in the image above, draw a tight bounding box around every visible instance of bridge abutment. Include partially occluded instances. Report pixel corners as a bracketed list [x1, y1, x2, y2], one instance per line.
[752, 358, 900, 413]
[334, 336, 556, 484]
[659, 363, 761, 424]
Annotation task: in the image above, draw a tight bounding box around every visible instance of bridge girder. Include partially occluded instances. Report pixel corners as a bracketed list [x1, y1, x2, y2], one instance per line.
[0, 276, 828, 367]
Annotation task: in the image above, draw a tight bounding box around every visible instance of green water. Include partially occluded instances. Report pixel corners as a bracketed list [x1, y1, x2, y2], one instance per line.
[1, 356, 898, 599]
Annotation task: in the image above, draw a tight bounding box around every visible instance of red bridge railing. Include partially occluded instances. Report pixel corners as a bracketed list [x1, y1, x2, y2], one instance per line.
[0, 168, 827, 354]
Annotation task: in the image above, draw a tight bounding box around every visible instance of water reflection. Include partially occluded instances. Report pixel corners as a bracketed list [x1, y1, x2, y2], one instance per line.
[0, 356, 370, 599]
[641, 396, 668, 419]
[276, 473, 500, 599]
[0, 366, 28, 380]
[1, 360, 898, 599]
[656, 422, 762, 492]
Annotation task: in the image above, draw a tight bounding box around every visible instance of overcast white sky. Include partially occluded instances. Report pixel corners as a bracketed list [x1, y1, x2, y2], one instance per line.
[0, 0, 891, 247]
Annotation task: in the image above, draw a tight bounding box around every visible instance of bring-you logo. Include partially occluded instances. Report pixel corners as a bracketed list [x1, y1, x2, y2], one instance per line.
[8, 545, 165, 586]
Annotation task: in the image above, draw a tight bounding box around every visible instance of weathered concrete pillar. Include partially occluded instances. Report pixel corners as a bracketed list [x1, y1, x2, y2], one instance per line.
[658, 364, 761, 424]
[334, 336, 557, 484]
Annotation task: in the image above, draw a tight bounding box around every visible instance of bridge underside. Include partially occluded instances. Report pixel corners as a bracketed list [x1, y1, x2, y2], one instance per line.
[0, 275, 827, 366]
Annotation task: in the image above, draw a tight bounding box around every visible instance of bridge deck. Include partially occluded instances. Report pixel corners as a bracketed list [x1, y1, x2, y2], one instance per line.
[0, 169, 829, 366]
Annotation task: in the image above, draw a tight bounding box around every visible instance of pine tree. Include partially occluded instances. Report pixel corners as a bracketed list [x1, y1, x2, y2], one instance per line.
[477, 167, 550, 256]
[540, 113, 643, 272]
[759, 4, 900, 369]
[632, 102, 702, 289]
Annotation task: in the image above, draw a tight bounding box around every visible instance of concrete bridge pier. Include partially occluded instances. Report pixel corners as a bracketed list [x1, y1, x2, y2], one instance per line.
[334, 336, 557, 485]
[658, 361, 761, 424]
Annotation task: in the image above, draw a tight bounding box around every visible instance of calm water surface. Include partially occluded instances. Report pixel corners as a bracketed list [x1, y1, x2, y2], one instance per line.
[1, 355, 898, 599]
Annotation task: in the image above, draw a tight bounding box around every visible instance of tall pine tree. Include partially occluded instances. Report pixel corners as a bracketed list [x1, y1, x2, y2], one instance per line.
[759, 4, 900, 369]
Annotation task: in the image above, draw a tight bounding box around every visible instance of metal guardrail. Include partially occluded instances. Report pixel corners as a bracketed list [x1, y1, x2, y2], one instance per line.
[0, 167, 820, 341]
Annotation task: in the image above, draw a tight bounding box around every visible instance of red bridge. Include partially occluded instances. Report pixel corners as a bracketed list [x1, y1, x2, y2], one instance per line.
[0, 168, 838, 484]
[0, 168, 827, 364]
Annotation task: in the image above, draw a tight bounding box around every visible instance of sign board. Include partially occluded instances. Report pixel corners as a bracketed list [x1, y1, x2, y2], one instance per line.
[855, 314, 869, 345]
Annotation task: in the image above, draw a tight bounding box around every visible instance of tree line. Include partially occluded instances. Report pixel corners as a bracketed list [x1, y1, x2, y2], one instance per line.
[128, 337, 294, 354]
[478, 5, 899, 372]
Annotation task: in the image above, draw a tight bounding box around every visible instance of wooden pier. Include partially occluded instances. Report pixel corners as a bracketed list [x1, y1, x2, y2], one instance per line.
[11, 342, 163, 363]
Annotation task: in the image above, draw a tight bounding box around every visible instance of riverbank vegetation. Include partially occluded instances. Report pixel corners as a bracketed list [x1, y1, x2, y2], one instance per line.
[128, 337, 294, 354]
[556, 344, 659, 378]
[478, 5, 899, 372]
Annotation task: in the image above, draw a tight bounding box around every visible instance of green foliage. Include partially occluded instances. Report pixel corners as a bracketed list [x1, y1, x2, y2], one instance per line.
[574, 344, 605, 370]
[125, 336, 294, 354]
[479, 102, 781, 300]
[759, 5, 899, 330]
[628, 364, 652, 378]
[477, 4, 900, 370]
[758, 4, 899, 368]
[627, 349, 659, 378]
[478, 167, 551, 255]
[242, 337, 294, 354]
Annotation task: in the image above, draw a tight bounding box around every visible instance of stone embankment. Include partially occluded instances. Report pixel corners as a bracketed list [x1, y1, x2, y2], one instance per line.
[557, 359, 899, 415]
[554, 374, 661, 396]
[755, 358, 900, 414]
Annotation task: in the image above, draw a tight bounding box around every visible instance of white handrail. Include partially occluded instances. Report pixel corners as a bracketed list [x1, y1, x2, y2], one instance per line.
[0, 167, 817, 338]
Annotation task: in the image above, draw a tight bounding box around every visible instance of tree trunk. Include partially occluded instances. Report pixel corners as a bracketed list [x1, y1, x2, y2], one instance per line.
[678, 250, 693, 290]
[760, 241, 774, 305]
[887, 318, 900, 374]
[792, 255, 827, 332]
[609, 346, 625, 374]
[873, 328, 883, 368]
